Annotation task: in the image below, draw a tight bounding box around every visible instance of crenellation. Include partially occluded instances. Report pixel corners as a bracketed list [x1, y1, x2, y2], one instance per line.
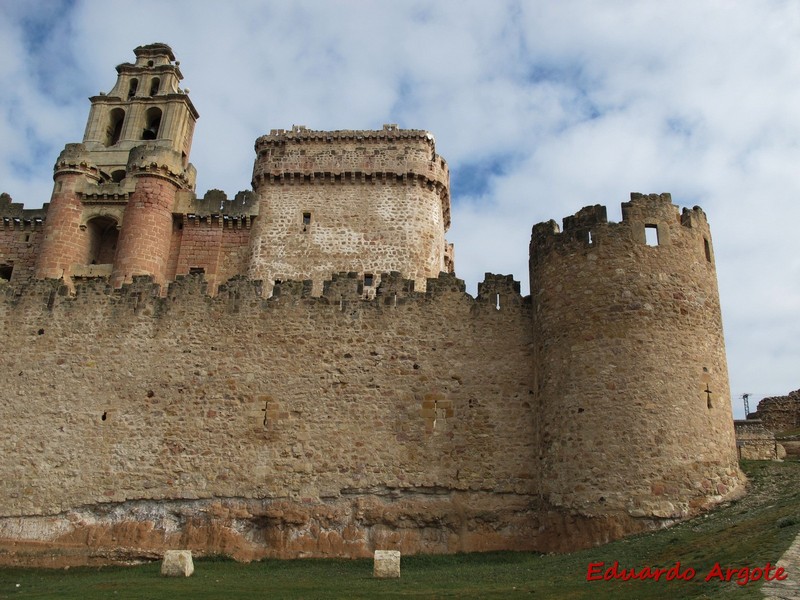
[270, 278, 313, 300]
[0, 43, 746, 565]
[186, 189, 258, 218]
[375, 271, 415, 303]
[0, 193, 48, 222]
[621, 192, 676, 222]
[561, 204, 607, 234]
[424, 271, 467, 297]
[322, 271, 365, 302]
[476, 273, 522, 300]
[680, 205, 710, 229]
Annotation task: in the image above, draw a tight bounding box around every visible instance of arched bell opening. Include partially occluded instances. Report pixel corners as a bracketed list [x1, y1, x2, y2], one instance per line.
[142, 107, 162, 140]
[104, 108, 125, 147]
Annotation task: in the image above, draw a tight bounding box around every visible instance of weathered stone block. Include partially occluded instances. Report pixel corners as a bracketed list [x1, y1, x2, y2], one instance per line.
[373, 550, 400, 578]
[161, 550, 194, 577]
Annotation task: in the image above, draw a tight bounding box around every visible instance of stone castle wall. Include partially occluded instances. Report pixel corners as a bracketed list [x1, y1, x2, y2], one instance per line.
[0, 272, 550, 561]
[734, 420, 782, 461]
[0, 194, 44, 283]
[0, 191, 748, 565]
[748, 390, 800, 433]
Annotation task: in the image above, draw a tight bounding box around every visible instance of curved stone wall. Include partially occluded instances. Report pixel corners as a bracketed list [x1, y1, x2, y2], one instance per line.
[530, 193, 744, 521]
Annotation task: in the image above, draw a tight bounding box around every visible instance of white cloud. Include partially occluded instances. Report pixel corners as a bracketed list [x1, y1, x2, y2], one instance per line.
[1, 0, 798, 417]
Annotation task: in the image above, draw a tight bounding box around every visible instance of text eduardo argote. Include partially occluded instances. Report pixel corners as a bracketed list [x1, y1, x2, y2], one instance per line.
[586, 561, 788, 587]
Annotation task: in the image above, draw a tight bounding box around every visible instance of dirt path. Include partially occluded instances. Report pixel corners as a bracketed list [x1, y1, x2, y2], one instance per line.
[763, 530, 800, 599]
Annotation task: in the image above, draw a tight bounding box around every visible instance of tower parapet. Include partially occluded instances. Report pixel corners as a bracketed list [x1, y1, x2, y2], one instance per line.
[530, 192, 743, 537]
[248, 125, 452, 295]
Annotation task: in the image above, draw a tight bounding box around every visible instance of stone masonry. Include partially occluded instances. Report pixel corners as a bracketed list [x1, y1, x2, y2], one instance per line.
[0, 44, 745, 565]
[747, 390, 800, 434]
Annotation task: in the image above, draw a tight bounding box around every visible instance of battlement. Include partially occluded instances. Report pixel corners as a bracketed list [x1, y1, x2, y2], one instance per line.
[252, 125, 449, 227]
[176, 189, 258, 219]
[256, 124, 438, 149]
[1, 270, 522, 314]
[531, 192, 715, 266]
[0, 194, 47, 228]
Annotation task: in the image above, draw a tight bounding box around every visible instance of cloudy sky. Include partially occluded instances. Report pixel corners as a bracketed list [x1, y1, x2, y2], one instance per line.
[1, 0, 798, 417]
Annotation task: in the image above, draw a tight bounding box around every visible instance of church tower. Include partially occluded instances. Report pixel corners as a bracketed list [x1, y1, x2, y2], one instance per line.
[34, 43, 198, 286]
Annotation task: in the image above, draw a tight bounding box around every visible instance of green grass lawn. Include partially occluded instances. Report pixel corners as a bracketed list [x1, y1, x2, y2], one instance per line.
[1, 460, 798, 599]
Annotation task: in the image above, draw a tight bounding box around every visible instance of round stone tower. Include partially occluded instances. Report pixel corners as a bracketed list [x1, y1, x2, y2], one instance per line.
[109, 145, 192, 287]
[529, 193, 744, 538]
[34, 145, 102, 279]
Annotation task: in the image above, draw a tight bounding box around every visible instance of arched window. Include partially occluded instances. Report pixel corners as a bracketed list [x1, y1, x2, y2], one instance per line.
[128, 78, 138, 98]
[142, 107, 162, 140]
[149, 77, 160, 96]
[104, 108, 125, 147]
[86, 216, 119, 265]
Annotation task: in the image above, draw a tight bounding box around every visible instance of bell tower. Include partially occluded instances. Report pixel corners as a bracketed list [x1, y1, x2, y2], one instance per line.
[34, 43, 198, 286]
[81, 43, 198, 180]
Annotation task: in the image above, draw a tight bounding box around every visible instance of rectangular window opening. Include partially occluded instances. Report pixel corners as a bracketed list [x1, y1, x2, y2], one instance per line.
[704, 238, 712, 262]
[189, 267, 205, 275]
[302, 212, 311, 225]
[645, 224, 659, 246]
[364, 273, 374, 287]
[0, 265, 12, 281]
[495, 293, 501, 310]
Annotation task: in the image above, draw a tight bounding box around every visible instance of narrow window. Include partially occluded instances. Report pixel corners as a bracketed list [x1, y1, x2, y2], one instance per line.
[645, 224, 659, 246]
[495, 293, 501, 310]
[149, 77, 160, 96]
[142, 107, 162, 140]
[364, 273, 374, 287]
[588, 231, 593, 245]
[128, 78, 138, 98]
[303, 212, 311, 225]
[704, 238, 712, 262]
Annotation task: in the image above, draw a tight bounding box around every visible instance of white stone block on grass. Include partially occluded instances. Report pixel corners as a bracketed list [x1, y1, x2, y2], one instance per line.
[161, 550, 194, 577]
[373, 550, 401, 578]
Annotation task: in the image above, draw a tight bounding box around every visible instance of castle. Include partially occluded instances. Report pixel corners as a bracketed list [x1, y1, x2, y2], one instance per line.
[0, 44, 744, 565]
